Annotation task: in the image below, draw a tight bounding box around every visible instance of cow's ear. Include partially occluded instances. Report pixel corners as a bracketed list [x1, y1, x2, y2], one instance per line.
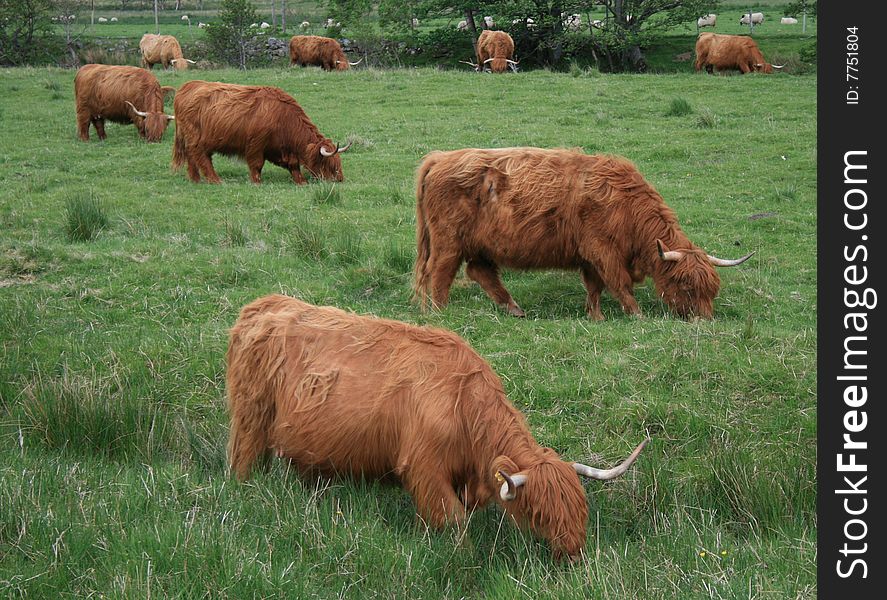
[490, 455, 518, 481]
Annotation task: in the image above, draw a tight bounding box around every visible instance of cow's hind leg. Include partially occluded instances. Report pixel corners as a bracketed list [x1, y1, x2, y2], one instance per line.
[76, 109, 91, 141]
[194, 151, 221, 184]
[581, 266, 606, 321]
[466, 259, 525, 317]
[227, 399, 272, 481]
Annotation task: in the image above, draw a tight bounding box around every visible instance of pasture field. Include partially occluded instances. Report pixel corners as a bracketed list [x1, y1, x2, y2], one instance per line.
[0, 65, 816, 598]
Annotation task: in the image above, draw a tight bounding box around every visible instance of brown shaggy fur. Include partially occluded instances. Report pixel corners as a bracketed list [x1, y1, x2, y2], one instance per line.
[289, 35, 351, 71]
[226, 294, 643, 558]
[694, 33, 775, 74]
[413, 147, 727, 319]
[140, 34, 192, 70]
[476, 30, 515, 73]
[74, 64, 175, 142]
[171, 81, 345, 184]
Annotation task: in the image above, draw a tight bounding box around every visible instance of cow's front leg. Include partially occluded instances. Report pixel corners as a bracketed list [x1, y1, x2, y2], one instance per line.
[466, 259, 524, 317]
[581, 266, 606, 321]
[290, 167, 306, 185]
[93, 118, 107, 140]
[402, 469, 467, 529]
[246, 154, 264, 184]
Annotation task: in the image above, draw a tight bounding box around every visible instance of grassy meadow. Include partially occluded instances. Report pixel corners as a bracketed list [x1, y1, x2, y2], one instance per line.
[0, 63, 815, 598]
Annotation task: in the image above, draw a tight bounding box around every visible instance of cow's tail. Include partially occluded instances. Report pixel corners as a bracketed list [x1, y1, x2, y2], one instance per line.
[225, 323, 277, 481]
[412, 155, 436, 310]
[171, 122, 186, 172]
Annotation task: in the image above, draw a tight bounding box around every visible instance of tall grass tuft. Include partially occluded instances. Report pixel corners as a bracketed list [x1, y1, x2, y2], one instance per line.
[287, 216, 329, 260]
[332, 229, 363, 265]
[696, 107, 719, 129]
[65, 194, 109, 242]
[383, 238, 414, 274]
[665, 97, 693, 116]
[223, 217, 249, 247]
[310, 181, 342, 206]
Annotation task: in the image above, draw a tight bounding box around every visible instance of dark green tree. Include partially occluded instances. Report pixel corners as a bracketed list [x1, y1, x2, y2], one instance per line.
[206, 0, 259, 69]
[0, 0, 60, 65]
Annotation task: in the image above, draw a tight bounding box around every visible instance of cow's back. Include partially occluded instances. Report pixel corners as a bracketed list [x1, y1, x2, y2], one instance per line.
[75, 64, 160, 121]
[418, 148, 660, 268]
[228, 295, 500, 475]
[174, 81, 276, 151]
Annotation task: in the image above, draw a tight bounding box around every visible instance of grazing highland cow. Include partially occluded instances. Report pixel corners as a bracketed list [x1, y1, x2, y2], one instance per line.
[139, 33, 195, 70]
[289, 35, 362, 71]
[172, 81, 349, 184]
[227, 294, 649, 559]
[74, 64, 175, 142]
[414, 148, 754, 319]
[472, 29, 517, 73]
[694, 33, 783, 74]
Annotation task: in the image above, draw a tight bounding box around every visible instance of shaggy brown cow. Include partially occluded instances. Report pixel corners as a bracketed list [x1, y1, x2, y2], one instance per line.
[694, 33, 784, 74]
[172, 81, 349, 184]
[414, 148, 754, 320]
[74, 64, 175, 142]
[469, 30, 518, 73]
[227, 293, 648, 559]
[139, 33, 195, 70]
[289, 35, 362, 71]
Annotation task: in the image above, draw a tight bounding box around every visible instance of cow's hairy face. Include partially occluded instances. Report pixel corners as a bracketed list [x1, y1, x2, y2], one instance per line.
[139, 112, 172, 142]
[755, 63, 774, 74]
[489, 58, 508, 73]
[304, 142, 345, 181]
[493, 454, 589, 559]
[654, 249, 720, 319]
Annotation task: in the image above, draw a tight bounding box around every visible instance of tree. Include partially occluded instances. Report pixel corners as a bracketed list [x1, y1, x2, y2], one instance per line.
[0, 0, 59, 65]
[206, 0, 259, 69]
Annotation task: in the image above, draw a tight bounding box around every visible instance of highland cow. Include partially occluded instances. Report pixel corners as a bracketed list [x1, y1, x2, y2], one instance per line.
[74, 64, 175, 142]
[413, 148, 754, 319]
[289, 35, 362, 71]
[227, 294, 648, 559]
[695, 33, 784, 74]
[172, 81, 349, 184]
[139, 33, 195, 70]
[472, 29, 517, 73]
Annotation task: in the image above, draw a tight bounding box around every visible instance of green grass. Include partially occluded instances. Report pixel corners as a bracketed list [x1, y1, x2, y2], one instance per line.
[0, 64, 816, 598]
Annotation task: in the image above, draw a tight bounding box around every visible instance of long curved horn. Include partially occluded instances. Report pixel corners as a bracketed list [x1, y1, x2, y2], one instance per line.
[186, 59, 196, 64]
[125, 101, 148, 118]
[169, 59, 178, 65]
[506, 59, 519, 65]
[483, 58, 495, 64]
[496, 471, 528, 501]
[348, 57, 363, 66]
[336, 142, 351, 153]
[772, 64, 785, 69]
[656, 239, 684, 262]
[707, 250, 755, 267]
[573, 438, 650, 481]
[319, 145, 336, 157]
[166, 114, 175, 121]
